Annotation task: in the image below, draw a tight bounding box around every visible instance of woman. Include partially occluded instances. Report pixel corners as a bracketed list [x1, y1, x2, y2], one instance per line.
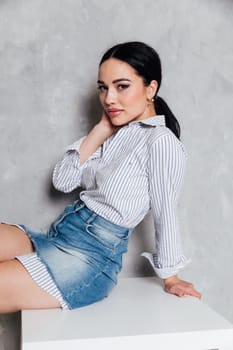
[0, 41, 201, 313]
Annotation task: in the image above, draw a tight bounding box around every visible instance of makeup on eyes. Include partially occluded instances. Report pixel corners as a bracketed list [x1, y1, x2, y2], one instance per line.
[97, 78, 132, 92]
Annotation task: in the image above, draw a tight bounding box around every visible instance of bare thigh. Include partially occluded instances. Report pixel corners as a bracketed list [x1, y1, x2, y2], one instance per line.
[0, 259, 60, 313]
[0, 223, 34, 261]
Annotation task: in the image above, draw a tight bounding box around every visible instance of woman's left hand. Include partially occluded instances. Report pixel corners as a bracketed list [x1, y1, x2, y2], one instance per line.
[163, 275, 201, 299]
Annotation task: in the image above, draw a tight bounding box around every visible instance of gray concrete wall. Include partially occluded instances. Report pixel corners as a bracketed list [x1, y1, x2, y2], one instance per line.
[1, 0, 233, 349]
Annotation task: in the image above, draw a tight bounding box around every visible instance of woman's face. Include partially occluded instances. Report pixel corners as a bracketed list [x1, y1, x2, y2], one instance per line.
[98, 58, 157, 126]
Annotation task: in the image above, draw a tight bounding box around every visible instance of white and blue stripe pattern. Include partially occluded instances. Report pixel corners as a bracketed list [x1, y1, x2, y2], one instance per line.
[53, 115, 190, 279]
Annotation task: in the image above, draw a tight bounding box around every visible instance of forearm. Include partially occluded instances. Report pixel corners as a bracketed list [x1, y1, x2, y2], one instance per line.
[79, 125, 105, 164]
[79, 118, 116, 165]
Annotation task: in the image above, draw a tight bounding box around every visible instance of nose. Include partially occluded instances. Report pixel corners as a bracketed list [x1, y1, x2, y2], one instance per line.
[104, 88, 116, 106]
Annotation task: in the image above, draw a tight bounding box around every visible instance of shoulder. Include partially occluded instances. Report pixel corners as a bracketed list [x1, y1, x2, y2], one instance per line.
[147, 126, 185, 150]
[147, 126, 187, 159]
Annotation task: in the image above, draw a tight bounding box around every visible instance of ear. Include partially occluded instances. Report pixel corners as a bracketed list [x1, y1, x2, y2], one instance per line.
[146, 80, 158, 99]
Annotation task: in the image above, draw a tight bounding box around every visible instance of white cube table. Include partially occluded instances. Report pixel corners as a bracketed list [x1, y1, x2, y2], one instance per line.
[21, 277, 233, 350]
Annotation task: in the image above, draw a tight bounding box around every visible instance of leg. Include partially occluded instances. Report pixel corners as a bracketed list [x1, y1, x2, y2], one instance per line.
[0, 259, 60, 313]
[0, 224, 34, 261]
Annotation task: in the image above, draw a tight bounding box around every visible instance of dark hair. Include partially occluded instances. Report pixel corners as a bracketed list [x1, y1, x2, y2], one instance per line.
[99, 41, 180, 139]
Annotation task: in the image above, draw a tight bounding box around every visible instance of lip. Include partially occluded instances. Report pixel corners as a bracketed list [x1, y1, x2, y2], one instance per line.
[106, 109, 124, 117]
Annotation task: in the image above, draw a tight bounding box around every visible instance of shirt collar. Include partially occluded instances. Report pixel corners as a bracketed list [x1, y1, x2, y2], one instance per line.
[128, 115, 166, 127]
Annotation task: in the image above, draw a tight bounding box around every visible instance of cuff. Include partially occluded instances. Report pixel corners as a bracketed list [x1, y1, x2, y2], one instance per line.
[66, 137, 86, 152]
[66, 137, 101, 161]
[141, 252, 191, 279]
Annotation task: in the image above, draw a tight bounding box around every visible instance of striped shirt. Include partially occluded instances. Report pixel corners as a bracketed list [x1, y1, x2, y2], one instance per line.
[53, 115, 190, 278]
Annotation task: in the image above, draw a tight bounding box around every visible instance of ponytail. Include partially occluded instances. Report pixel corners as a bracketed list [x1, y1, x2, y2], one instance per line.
[154, 96, 181, 139]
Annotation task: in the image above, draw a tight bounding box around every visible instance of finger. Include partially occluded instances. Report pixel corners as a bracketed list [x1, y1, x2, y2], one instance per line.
[172, 283, 195, 294]
[187, 289, 202, 299]
[166, 284, 201, 299]
[172, 290, 186, 297]
[180, 286, 202, 299]
[165, 286, 185, 297]
[180, 281, 193, 288]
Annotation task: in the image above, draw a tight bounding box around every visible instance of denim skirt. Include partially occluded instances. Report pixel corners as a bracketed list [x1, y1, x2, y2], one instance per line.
[18, 200, 132, 310]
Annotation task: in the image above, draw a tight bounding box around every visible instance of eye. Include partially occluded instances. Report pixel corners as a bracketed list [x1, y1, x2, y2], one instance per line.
[97, 85, 107, 93]
[117, 84, 130, 91]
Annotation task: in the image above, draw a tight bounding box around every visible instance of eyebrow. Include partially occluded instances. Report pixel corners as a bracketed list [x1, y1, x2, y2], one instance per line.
[97, 78, 132, 84]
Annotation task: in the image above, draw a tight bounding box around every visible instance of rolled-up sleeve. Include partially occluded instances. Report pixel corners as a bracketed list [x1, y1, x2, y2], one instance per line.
[142, 133, 190, 279]
[52, 136, 101, 193]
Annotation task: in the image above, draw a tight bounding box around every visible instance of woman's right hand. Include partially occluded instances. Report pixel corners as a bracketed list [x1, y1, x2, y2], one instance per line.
[96, 112, 119, 138]
[80, 112, 118, 164]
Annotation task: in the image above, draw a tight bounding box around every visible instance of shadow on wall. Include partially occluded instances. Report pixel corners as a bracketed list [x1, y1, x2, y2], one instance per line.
[82, 88, 103, 129]
[0, 312, 21, 350]
[121, 213, 157, 278]
[48, 88, 102, 203]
